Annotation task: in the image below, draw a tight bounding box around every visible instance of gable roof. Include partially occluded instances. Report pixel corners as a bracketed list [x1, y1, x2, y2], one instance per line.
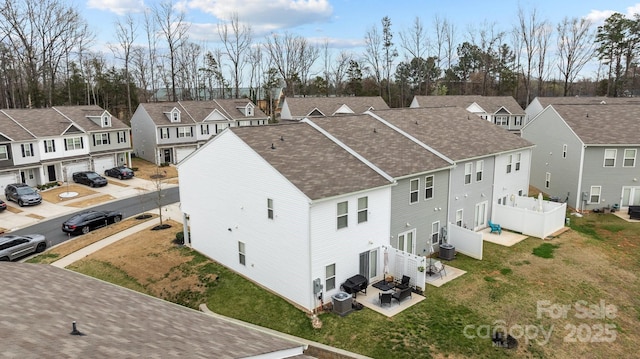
[533, 96, 640, 108]
[548, 103, 640, 145]
[413, 95, 525, 115]
[139, 100, 267, 126]
[0, 108, 75, 137]
[54, 105, 129, 132]
[0, 111, 35, 141]
[283, 96, 389, 119]
[372, 107, 534, 161]
[308, 114, 452, 178]
[0, 263, 306, 358]
[230, 123, 393, 200]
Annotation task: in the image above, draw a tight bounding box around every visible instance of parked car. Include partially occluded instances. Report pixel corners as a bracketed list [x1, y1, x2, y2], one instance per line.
[4, 183, 42, 207]
[62, 210, 123, 235]
[0, 234, 47, 261]
[0, 199, 6, 212]
[104, 166, 134, 180]
[72, 171, 108, 187]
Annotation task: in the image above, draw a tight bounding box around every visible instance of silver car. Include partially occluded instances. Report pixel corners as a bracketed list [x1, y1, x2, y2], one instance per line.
[0, 234, 47, 261]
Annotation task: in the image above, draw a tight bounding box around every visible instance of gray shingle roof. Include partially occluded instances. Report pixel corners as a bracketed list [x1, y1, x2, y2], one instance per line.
[138, 100, 267, 126]
[413, 95, 524, 114]
[0, 111, 35, 141]
[309, 114, 452, 178]
[137, 102, 196, 126]
[0, 263, 306, 358]
[372, 107, 534, 161]
[1, 108, 74, 137]
[550, 103, 640, 144]
[284, 96, 389, 118]
[54, 105, 130, 132]
[231, 123, 393, 200]
[534, 96, 640, 108]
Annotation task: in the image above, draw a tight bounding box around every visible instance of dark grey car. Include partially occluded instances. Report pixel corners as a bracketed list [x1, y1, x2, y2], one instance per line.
[0, 234, 47, 261]
[4, 183, 42, 207]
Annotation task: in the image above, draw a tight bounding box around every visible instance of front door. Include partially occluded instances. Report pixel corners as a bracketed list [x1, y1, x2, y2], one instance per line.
[474, 201, 488, 230]
[397, 230, 416, 254]
[47, 165, 56, 182]
[163, 149, 172, 164]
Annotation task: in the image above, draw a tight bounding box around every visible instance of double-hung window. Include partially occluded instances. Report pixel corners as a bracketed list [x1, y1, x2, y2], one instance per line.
[464, 163, 472, 184]
[506, 155, 513, 173]
[357, 197, 368, 223]
[431, 222, 440, 244]
[410, 179, 419, 203]
[589, 186, 601, 204]
[545, 172, 551, 189]
[424, 175, 434, 200]
[623, 149, 636, 167]
[177, 127, 192, 138]
[562, 144, 568, 159]
[94, 133, 110, 146]
[325, 264, 336, 291]
[21, 143, 34, 157]
[0, 145, 7, 160]
[44, 139, 56, 153]
[337, 201, 348, 229]
[65, 137, 83, 150]
[117, 131, 127, 143]
[515, 153, 521, 171]
[201, 124, 210, 135]
[238, 241, 246, 266]
[476, 160, 483, 182]
[603, 149, 616, 167]
[267, 198, 274, 219]
[455, 209, 463, 227]
[160, 128, 170, 139]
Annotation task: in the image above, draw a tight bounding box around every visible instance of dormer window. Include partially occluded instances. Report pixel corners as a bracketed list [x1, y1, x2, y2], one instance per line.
[237, 103, 255, 117]
[246, 105, 254, 116]
[102, 114, 111, 127]
[170, 108, 181, 123]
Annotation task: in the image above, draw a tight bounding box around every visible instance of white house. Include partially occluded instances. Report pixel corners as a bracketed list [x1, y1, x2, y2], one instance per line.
[179, 122, 394, 312]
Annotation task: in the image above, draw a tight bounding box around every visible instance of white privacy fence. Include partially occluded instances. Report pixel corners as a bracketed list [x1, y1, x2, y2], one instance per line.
[493, 196, 567, 239]
[384, 246, 427, 291]
[448, 225, 483, 260]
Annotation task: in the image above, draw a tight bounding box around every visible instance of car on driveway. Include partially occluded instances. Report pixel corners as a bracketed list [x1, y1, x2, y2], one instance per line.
[0, 234, 47, 261]
[0, 199, 6, 212]
[72, 171, 108, 187]
[62, 210, 123, 235]
[4, 183, 42, 206]
[104, 166, 134, 180]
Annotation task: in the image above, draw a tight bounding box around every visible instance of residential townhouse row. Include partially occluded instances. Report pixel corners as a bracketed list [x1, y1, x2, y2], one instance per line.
[177, 106, 535, 312]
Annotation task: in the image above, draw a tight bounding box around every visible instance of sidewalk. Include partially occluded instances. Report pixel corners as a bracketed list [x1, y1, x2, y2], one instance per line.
[50, 202, 184, 268]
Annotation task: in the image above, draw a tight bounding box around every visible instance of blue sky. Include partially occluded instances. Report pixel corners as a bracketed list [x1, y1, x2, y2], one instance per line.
[82, 0, 640, 78]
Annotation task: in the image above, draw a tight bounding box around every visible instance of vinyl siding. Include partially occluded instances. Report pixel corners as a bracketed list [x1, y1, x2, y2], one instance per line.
[448, 156, 495, 230]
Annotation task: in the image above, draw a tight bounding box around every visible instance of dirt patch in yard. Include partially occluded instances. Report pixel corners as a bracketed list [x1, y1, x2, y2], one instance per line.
[65, 194, 116, 208]
[40, 184, 97, 203]
[26, 213, 45, 220]
[131, 157, 178, 181]
[107, 180, 129, 187]
[5, 206, 22, 213]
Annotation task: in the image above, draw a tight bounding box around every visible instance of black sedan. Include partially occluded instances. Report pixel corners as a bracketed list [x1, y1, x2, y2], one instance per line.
[62, 210, 122, 235]
[104, 166, 134, 180]
[0, 234, 47, 261]
[0, 199, 6, 212]
[72, 171, 108, 187]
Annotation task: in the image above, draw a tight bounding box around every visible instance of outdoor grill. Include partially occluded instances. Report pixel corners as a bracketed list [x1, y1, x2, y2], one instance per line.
[340, 274, 368, 297]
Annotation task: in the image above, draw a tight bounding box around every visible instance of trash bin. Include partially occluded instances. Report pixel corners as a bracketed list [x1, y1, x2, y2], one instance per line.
[332, 291, 352, 316]
[439, 243, 456, 261]
[565, 217, 570, 226]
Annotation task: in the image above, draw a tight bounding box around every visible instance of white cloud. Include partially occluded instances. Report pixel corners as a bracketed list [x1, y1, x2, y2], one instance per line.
[584, 3, 640, 25]
[87, 0, 146, 16]
[186, 0, 333, 34]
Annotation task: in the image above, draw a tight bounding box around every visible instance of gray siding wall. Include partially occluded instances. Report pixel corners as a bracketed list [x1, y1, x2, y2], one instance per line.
[131, 107, 159, 163]
[0, 143, 14, 169]
[157, 125, 198, 146]
[88, 130, 131, 152]
[522, 109, 582, 206]
[448, 156, 495, 230]
[390, 169, 449, 254]
[580, 146, 640, 210]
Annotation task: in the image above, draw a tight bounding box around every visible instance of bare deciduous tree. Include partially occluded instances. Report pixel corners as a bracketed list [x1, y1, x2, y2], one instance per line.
[400, 16, 429, 95]
[218, 13, 252, 98]
[363, 23, 383, 96]
[264, 32, 318, 96]
[557, 17, 595, 96]
[154, 0, 189, 101]
[110, 14, 137, 120]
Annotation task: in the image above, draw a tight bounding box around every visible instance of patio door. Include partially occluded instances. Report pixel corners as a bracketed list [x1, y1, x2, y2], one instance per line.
[397, 229, 416, 254]
[474, 201, 488, 230]
[359, 249, 378, 280]
[621, 186, 640, 206]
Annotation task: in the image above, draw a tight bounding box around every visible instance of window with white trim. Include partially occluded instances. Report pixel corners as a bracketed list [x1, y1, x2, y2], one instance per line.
[562, 144, 567, 158]
[515, 153, 521, 171]
[410, 178, 419, 203]
[102, 114, 111, 127]
[589, 186, 601, 204]
[44, 139, 56, 153]
[215, 123, 229, 134]
[177, 127, 192, 138]
[117, 131, 127, 143]
[464, 163, 472, 184]
[476, 160, 483, 182]
[545, 172, 551, 189]
[65, 137, 83, 150]
[514, 116, 523, 126]
[201, 124, 210, 135]
[424, 175, 434, 200]
[455, 209, 463, 227]
[325, 264, 336, 291]
[495, 115, 508, 126]
[603, 149, 616, 167]
[21, 143, 34, 157]
[0, 145, 7, 160]
[623, 149, 636, 167]
[357, 196, 368, 223]
[267, 198, 274, 219]
[160, 128, 170, 139]
[506, 154, 513, 173]
[431, 221, 440, 244]
[238, 241, 246, 266]
[337, 201, 348, 229]
[94, 133, 110, 146]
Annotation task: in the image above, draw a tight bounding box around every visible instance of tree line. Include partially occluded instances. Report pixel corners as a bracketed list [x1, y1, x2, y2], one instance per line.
[0, 0, 638, 123]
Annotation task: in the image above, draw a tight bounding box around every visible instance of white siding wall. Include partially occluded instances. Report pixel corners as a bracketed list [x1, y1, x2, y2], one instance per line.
[309, 187, 391, 304]
[493, 149, 532, 209]
[10, 142, 40, 166]
[179, 131, 314, 310]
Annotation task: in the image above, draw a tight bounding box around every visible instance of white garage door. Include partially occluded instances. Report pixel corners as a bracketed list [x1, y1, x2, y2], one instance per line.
[0, 172, 18, 193]
[175, 147, 196, 164]
[93, 156, 116, 175]
[63, 162, 90, 181]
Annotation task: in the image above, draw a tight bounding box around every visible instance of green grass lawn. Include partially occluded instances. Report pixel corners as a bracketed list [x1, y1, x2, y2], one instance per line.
[69, 213, 640, 358]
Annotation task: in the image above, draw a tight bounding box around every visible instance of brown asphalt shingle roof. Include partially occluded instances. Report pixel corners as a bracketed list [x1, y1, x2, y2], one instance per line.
[372, 107, 534, 161]
[284, 96, 389, 118]
[413, 95, 525, 114]
[54, 105, 129, 132]
[548, 103, 640, 144]
[231, 123, 393, 200]
[0, 111, 34, 141]
[1, 108, 74, 137]
[139, 100, 267, 126]
[0, 263, 306, 358]
[309, 114, 452, 178]
[534, 96, 640, 107]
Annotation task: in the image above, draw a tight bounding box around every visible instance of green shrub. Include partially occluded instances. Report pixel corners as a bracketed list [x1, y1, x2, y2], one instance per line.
[160, 162, 170, 167]
[175, 231, 184, 245]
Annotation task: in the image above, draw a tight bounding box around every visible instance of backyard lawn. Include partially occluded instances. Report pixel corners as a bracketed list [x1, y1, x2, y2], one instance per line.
[38, 212, 639, 359]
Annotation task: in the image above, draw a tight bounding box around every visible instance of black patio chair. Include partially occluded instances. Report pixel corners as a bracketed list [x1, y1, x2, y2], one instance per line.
[396, 275, 410, 290]
[379, 292, 392, 307]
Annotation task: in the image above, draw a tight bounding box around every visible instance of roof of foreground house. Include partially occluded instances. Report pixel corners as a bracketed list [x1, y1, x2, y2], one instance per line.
[283, 96, 390, 119]
[413, 95, 524, 115]
[0, 263, 308, 358]
[372, 107, 534, 161]
[308, 114, 453, 178]
[546, 103, 640, 145]
[231, 122, 393, 200]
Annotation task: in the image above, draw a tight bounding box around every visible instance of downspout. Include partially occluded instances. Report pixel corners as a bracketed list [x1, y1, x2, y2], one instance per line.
[576, 144, 586, 211]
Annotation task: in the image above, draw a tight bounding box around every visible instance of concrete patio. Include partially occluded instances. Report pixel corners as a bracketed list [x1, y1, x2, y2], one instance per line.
[481, 227, 528, 247]
[424, 262, 466, 287]
[354, 285, 425, 318]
